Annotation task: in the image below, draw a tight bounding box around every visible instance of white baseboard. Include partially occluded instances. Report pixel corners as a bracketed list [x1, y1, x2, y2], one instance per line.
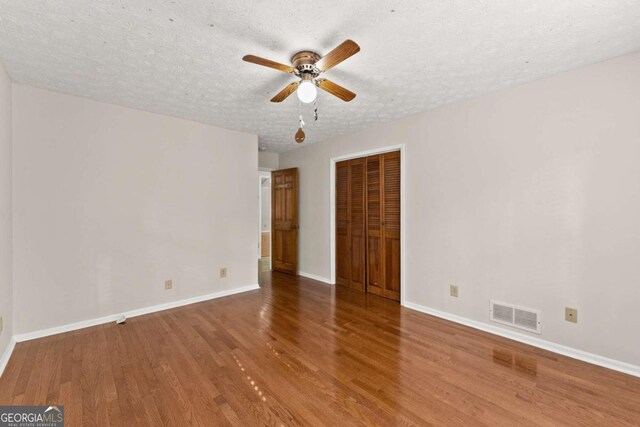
[298, 271, 334, 285]
[13, 284, 260, 343]
[403, 301, 640, 378]
[0, 337, 16, 379]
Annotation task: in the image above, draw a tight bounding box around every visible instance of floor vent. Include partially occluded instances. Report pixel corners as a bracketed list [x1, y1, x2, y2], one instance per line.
[490, 300, 541, 334]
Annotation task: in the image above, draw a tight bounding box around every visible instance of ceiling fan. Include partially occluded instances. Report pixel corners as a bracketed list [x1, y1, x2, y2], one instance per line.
[243, 40, 360, 104]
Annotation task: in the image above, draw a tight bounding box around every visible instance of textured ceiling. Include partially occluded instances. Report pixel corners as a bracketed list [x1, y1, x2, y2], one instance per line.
[1, 1, 640, 153]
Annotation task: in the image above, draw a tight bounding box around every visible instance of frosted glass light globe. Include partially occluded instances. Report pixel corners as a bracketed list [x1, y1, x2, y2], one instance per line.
[297, 80, 317, 103]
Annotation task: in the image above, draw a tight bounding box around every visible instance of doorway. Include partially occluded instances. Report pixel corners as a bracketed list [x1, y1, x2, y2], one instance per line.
[259, 171, 271, 273]
[330, 145, 405, 303]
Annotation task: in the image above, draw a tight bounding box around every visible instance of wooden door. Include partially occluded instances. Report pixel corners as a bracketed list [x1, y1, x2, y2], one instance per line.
[335, 161, 350, 286]
[272, 168, 298, 274]
[336, 151, 400, 301]
[382, 151, 401, 301]
[349, 158, 366, 291]
[335, 159, 366, 291]
[365, 151, 400, 301]
[366, 155, 384, 296]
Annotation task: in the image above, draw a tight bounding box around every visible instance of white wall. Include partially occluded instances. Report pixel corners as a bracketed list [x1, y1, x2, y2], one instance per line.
[12, 85, 258, 334]
[261, 179, 271, 231]
[280, 52, 640, 366]
[258, 151, 279, 170]
[0, 64, 12, 357]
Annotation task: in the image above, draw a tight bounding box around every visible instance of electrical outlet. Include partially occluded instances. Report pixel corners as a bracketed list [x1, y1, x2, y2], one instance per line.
[220, 267, 227, 279]
[450, 285, 459, 297]
[565, 307, 577, 323]
[0, 316, 3, 335]
[165, 279, 173, 290]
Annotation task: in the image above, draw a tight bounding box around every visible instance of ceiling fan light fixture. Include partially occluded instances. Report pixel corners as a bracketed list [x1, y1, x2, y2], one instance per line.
[297, 80, 317, 103]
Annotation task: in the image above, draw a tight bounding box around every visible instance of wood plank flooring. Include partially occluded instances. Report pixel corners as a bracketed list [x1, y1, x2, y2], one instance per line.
[1, 271, 640, 426]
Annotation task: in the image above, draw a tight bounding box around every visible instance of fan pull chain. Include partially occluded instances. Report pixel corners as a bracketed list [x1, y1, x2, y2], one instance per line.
[313, 98, 318, 121]
[295, 98, 306, 143]
[298, 97, 305, 127]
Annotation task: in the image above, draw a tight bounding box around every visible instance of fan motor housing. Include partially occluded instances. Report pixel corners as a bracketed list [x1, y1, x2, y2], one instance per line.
[292, 51, 321, 76]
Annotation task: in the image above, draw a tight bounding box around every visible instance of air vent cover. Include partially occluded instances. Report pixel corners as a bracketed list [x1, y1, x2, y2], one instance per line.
[490, 300, 541, 334]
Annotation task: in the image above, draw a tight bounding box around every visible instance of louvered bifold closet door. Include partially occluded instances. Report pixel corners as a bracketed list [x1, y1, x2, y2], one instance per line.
[337, 152, 400, 300]
[382, 151, 401, 301]
[335, 160, 350, 287]
[349, 158, 366, 291]
[366, 155, 384, 297]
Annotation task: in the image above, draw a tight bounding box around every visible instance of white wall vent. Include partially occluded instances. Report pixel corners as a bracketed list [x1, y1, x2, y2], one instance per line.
[490, 300, 541, 334]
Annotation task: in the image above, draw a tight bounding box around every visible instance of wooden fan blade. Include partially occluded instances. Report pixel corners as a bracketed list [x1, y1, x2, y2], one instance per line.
[317, 79, 356, 102]
[315, 40, 360, 72]
[271, 82, 300, 102]
[242, 55, 296, 74]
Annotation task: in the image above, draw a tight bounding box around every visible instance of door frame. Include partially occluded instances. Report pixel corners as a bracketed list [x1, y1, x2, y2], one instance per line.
[329, 144, 406, 305]
[258, 170, 272, 271]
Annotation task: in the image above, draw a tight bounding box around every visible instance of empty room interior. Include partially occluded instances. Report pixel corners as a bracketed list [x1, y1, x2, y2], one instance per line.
[2, 1, 640, 425]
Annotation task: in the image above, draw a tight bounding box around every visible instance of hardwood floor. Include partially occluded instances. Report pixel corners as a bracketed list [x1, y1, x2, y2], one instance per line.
[1, 271, 640, 426]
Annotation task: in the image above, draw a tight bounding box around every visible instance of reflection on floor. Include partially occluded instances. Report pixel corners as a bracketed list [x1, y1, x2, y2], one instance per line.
[1, 271, 639, 425]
